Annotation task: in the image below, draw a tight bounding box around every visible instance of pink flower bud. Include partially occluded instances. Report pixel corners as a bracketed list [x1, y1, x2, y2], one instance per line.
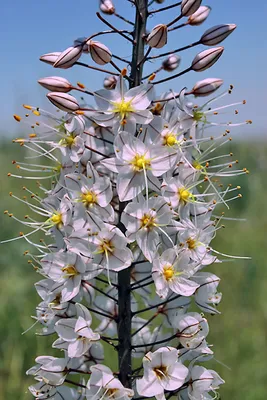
[103, 75, 118, 90]
[53, 46, 83, 69]
[38, 77, 72, 93]
[181, 0, 202, 17]
[162, 54, 181, 72]
[191, 47, 224, 72]
[39, 52, 61, 66]
[87, 40, 112, 65]
[47, 92, 79, 112]
[191, 78, 223, 96]
[99, 0, 115, 14]
[188, 6, 211, 26]
[146, 24, 168, 49]
[201, 24, 237, 46]
[73, 37, 89, 53]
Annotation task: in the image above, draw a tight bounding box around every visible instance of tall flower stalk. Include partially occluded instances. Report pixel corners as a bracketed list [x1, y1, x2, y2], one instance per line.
[4, 1, 251, 399]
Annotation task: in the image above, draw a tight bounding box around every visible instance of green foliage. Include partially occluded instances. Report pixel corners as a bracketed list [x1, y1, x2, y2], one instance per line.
[0, 140, 266, 399]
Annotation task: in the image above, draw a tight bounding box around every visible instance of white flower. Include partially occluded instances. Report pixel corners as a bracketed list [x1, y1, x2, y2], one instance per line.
[192, 272, 222, 314]
[87, 364, 134, 400]
[93, 78, 154, 134]
[152, 248, 199, 298]
[188, 366, 224, 399]
[54, 304, 100, 358]
[122, 196, 173, 262]
[136, 347, 188, 400]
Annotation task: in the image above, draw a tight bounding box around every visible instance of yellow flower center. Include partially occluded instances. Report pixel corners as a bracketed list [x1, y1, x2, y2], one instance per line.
[81, 191, 97, 207]
[186, 238, 196, 250]
[112, 100, 134, 120]
[61, 264, 79, 277]
[192, 160, 203, 170]
[164, 133, 177, 147]
[131, 154, 151, 171]
[98, 239, 114, 255]
[50, 213, 63, 226]
[141, 214, 155, 229]
[163, 265, 175, 281]
[178, 187, 194, 203]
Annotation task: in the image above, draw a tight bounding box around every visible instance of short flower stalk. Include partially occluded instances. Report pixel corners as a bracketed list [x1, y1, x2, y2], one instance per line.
[4, 1, 251, 399]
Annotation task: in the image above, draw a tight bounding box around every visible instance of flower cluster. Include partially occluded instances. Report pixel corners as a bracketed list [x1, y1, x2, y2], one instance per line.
[5, 0, 250, 399]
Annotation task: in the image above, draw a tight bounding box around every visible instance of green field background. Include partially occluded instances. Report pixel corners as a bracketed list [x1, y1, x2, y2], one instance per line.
[0, 139, 266, 399]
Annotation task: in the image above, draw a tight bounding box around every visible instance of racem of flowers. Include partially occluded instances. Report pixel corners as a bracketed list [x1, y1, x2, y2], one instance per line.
[4, 0, 251, 399]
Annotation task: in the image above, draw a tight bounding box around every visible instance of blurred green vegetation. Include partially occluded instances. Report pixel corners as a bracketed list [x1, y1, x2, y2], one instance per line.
[0, 139, 267, 399]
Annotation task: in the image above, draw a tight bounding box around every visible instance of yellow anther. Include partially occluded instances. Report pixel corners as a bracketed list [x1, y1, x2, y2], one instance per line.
[23, 104, 32, 110]
[131, 154, 151, 171]
[141, 214, 155, 229]
[148, 73, 156, 81]
[77, 82, 85, 89]
[121, 68, 127, 76]
[50, 213, 63, 226]
[81, 191, 97, 206]
[178, 187, 193, 203]
[13, 115, 21, 122]
[32, 110, 40, 116]
[62, 265, 78, 277]
[112, 100, 134, 120]
[163, 265, 175, 281]
[186, 238, 196, 250]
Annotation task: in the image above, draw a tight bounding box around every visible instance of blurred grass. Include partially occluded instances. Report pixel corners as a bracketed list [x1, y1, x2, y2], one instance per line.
[0, 140, 267, 399]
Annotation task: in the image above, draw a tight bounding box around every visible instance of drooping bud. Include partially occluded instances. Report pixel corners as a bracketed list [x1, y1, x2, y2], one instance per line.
[201, 24, 237, 46]
[146, 24, 168, 49]
[188, 6, 211, 25]
[39, 52, 61, 66]
[53, 46, 83, 69]
[181, 0, 202, 17]
[99, 0, 115, 14]
[191, 47, 224, 72]
[162, 54, 181, 72]
[46, 92, 79, 112]
[73, 37, 89, 53]
[103, 75, 118, 90]
[191, 78, 223, 96]
[38, 77, 72, 93]
[87, 40, 112, 65]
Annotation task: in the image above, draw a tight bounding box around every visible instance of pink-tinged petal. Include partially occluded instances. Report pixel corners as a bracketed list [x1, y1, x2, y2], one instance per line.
[136, 374, 163, 397]
[137, 229, 160, 262]
[94, 89, 118, 110]
[114, 131, 146, 158]
[94, 178, 113, 206]
[61, 275, 81, 302]
[101, 157, 121, 173]
[55, 319, 77, 341]
[162, 362, 188, 390]
[131, 110, 154, 125]
[125, 84, 155, 109]
[92, 112, 115, 127]
[108, 248, 133, 271]
[68, 338, 91, 358]
[169, 277, 199, 296]
[117, 172, 144, 201]
[150, 147, 178, 176]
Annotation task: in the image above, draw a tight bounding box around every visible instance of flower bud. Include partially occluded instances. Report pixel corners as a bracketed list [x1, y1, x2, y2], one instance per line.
[191, 78, 223, 96]
[191, 47, 224, 72]
[155, 0, 165, 3]
[181, 0, 202, 17]
[46, 92, 79, 112]
[38, 77, 72, 93]
[188, 6, 211, 26]
[53, 46, 83, 69]
[73, 37, 89, 53]
[103, 75, 118, 90]
[162, 54, 181, 72]
[87, 40, 112, 65]
[146, 24, 168, 49]
[201, 24, 237, 46]
[99, 0, 115, 14]
[39, 52, 61, 66]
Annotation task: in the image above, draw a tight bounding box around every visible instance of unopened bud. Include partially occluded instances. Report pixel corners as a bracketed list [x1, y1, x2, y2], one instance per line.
[181, 0, 202, 17]
[155, 0, 165, 3]
[38, 77, 72, 93]
[73, 37, 89, 53]
[146, 24, 168, 49]
[53, 46, 83, 69]
[103, 75, 118, 90]
[188, 5, 211, 25]
[201, 24, 237, 46]
[46, 92, 79, 112]
[39, 52, 61, 66]
[191, 78, 223, 96]
[99, 0, 115, 14]
[87, 40, 112, 65]
[162, 54, 181, 72]
[191, 47, 224, 72]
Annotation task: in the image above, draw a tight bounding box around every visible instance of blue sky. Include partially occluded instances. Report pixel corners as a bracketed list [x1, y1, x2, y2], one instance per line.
[1, 0, 266, 139]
